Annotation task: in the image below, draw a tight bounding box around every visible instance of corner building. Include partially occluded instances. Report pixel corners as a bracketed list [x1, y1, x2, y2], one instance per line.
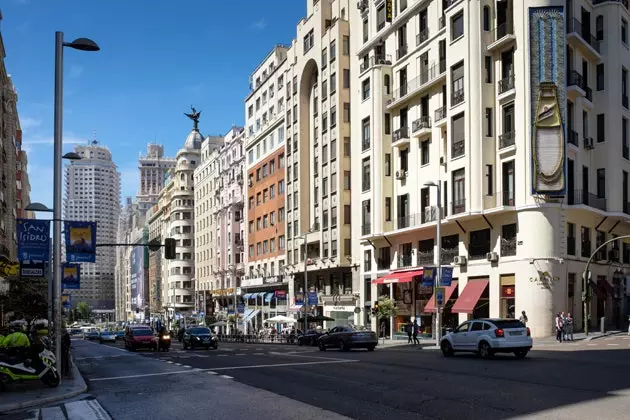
[282, 0, 359, 326]
[351, 0, 630, 338]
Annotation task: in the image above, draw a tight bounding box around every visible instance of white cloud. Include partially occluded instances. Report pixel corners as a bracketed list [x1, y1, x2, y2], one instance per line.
[23, 135, 88, 147]
[20, 117, 42, 131]
[68, 65, 84, 79]
[251, 18, 267, 30]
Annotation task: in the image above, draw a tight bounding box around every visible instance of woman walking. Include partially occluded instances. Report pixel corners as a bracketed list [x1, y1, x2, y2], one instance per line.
[555, 312, 564, 342]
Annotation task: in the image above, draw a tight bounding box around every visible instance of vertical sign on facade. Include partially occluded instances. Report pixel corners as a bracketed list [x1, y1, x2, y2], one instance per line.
[385, 0, 393, 22]
[64, 221, 97, 263]
[130, 246, 144, 313]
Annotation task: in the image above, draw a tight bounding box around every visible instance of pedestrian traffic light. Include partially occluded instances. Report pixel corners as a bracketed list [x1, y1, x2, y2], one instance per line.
[164, 238, 176, 259]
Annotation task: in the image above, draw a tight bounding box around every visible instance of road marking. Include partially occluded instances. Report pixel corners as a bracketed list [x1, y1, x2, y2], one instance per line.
[174, 363, 182, 366]
[183, 365, 192, 368]
[65, 399, 112, 420]
[166, 361, 174, 363]
[255, 348, 264, 351]
[253, 353, 265, 355]
[268, 352, 351, 362]
[607, 343, 620, 346]
[218, 354, 228, 357]
[587, 343, 597, 346]
[207, 371, 218, 375]
[236, 353, 246, 356]
[220, 375, 234, 379]
[89, 360, 358, 382]
[75, 354, 132, 360]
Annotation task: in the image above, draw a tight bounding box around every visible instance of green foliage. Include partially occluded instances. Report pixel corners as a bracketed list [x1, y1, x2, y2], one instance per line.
[376, 295, 397, 319]
[204, 314, 217, 326]
[76, 302, 92, 321]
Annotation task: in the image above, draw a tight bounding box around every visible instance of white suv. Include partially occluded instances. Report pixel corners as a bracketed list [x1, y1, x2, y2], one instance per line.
[440, 318, 533, 359]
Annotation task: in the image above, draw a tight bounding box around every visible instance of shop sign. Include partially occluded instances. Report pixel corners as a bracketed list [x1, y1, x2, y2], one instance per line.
[329, 306, 355, 312]
[501, 285, 515, 298]
[385, 0, 393, 22]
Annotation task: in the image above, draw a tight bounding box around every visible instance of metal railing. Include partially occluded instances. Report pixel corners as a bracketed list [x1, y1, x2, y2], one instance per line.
[440, 247, 459, 264]
[398, 255, 413, 268]
[377, 258, 390, 270]
[451, 199, 466, 215]
[359, 54, 393, 73]
[581, 241, 592, 258]
[412, 116, 431, 133]
[416, 250, 434, 266]
[216, 333, 299, 345]
[469, 244, 490, 260]
[397, 214, 412, 229]
[451, 88, 464, 106]
[568, 130, 579, 146]
[434, 105, 446, 122]
[567, 18, 601, 53]
[501, 237, 517, 256]
[362, 223, 371, 235]
[568, 189, 607, 211]
[498, 74, 515, 94]
[393, 126, 409, 142]
[417, 29, 429, 46]
[499, 131, 515, 149]
[422, 206, 438, 223]
[389, 61, 446, 104]
[492, 22, 514, 42]
[568, 69, 584, 88]
[502, 191, 515, 207]
[397, 44, 408, 59]
[451, 139, 465, 158]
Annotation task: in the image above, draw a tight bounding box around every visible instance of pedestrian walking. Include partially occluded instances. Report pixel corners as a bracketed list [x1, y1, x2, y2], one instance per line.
[413, 319, 420, 345]
[555, 312, 564, 342]
[519, 311, 528, 326]
[406, 320, 413, 344]
[561, 312, 568, 341]
[565, 313, 574, 341]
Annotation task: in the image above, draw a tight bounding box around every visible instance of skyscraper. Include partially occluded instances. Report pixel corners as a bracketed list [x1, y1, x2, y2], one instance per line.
[64, 141, 121, 309]
[137, 144, 176, 214]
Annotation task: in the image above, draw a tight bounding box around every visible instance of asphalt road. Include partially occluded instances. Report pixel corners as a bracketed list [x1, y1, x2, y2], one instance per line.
[7, 335, 630, 419]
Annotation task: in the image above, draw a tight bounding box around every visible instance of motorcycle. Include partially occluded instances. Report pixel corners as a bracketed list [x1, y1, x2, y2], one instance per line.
[0, 342, 60, 389]
[157, 333, 171, 352]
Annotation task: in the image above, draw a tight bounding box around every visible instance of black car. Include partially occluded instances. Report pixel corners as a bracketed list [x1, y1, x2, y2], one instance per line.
[297, 329, 324, 346]
[182, 327, 218, 350]
[318, 325, 378, 352]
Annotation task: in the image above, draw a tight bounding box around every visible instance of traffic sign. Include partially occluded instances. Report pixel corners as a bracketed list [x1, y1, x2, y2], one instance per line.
[435, 287, 445, 307]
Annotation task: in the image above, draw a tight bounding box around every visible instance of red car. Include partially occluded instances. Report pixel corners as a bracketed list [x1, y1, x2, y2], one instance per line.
[123, 326, 156, 351]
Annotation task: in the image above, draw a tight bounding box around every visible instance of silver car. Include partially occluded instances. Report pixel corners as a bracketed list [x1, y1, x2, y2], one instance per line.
[440, 318, 533, 359]
[99, 330, 117, 344]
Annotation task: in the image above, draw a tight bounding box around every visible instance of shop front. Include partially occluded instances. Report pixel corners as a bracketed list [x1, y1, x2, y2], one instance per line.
[451, 277, 490, 320]
[499, 275, 515, 319]
[371, 269, 423, 337]
[423, 280, 459, 334]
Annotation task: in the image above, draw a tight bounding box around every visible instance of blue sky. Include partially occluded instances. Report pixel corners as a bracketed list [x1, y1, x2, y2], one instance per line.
[2, 0, 305, 207]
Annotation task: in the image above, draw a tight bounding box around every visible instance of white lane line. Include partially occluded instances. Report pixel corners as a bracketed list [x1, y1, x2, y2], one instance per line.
[218, 354, 228, 357]
[267, 351, 352, 362]
[183, 365, 192, 368]
[255, 348, 264, 351]
[75, 354, 132, 360]
[89, 359, 358, 382]
[166, 361, 174, 364]
[235, 353, 246, 356]
[207, 371, 218, 375]
[174, 363, 182, 366]
[220, 375, 234, 379]
[253, 353, 265, 356]
[607, 343, 620, 346]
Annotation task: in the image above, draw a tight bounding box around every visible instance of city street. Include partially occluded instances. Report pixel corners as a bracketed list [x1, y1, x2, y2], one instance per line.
[6, 335, 630, 420]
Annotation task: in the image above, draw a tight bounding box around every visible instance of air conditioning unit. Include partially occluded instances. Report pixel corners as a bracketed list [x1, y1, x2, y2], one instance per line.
[609, 249, 620, 261]
[395, 170, 407, 180]
[453, 256, 467, 266]
[378, 59, 392, 65]
[486, 252, 499, 262]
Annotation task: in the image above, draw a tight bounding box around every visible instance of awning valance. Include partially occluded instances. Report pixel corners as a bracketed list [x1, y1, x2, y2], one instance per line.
[451, 279, 489, 314]
[371, 269, 424, 284]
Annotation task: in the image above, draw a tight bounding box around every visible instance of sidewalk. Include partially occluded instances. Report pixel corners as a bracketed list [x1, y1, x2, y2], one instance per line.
[0, 358, 87, 414]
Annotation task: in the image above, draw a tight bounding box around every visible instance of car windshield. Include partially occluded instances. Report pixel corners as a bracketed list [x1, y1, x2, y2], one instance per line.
[132, 329, 153, 336]
[491, 320, 526, 329]
[189, 328, 211, 334]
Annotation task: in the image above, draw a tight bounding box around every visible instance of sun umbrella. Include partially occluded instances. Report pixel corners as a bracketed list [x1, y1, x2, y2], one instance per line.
[265, 315, 296, 323]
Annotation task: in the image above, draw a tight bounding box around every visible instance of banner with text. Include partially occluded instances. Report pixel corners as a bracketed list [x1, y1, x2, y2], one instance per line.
[17, 219, 50, 262]
[64, 221, 97, 263]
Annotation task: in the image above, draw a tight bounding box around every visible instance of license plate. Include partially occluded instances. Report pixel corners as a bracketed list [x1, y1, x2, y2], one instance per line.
[509, 331, 522, 336]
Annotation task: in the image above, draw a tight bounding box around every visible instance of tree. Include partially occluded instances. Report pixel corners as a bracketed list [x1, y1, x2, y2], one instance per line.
[76, 302, 92, 321]
[375, 295, 398, 339]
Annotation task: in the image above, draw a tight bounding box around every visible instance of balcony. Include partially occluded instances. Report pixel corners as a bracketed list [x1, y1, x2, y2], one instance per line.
[498, 74, 515, 95]
[501, 237, 517, 257]
[377, 258, 390, 271]
[434, 105, 447, 126]
[451, 199, 466, 215]
[397, 214, 413, 230]
[451, 88, 464, 106]
[440, 247, 459, 264]
[388, 61, 446, 107]
[416, 250, 434, 266]
[566, 18, 601, 60]
[359, 54, 393, 74]
[396, 44, 408, 60]
[362, 224, 371, 236]
[412, 116, 431, 137]
[451, 139, 465, 158]
[422, 206, 438, 223]
[568, 129, 579, 147]
[398, 255, 413, 268]
[487, 22, 516, 51]
[567, 70, 592, 103]
[392, 126, 410, 146]
[499, 131, 515, 149]
[416, 28, 429, 46]
[568, 189, 607, 212]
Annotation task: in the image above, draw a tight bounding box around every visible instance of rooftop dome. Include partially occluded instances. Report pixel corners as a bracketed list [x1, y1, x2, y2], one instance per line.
[183, 128, 204, 150]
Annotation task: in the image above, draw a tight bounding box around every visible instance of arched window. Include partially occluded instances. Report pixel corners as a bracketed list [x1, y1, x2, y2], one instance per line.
[384, 74, 391, 95]
[483, 6, 490, 32]
[596, 15, 604, 41]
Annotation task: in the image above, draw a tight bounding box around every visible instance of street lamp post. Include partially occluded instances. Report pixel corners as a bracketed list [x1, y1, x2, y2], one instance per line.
[424, 180, 442, 348]
[53, 32, 99, 379]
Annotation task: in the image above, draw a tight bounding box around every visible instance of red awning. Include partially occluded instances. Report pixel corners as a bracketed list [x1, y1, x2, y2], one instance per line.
[423, 281, 459, 313]
[372, 269, 423, 284]
[451, 279, 489, 314]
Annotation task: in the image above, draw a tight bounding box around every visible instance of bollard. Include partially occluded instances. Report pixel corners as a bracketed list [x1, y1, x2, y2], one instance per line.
[600, 317, 606, 334]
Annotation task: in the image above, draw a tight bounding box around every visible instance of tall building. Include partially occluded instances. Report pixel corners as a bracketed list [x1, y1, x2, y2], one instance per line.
[64, 141, 121, 309]
[136, 144, 176, 214]
[159, 113, 202, 321]
[242, 46, 290, 326]
[351, 0, 630, 337]
[194, 127, 246, 320]
[114, 197, 133, 321]
[279, 0, 359, 326]
[16, 148, 33, 220]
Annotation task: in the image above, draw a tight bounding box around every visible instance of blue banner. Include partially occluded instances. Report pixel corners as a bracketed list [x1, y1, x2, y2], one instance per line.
[422, 267, 436, 287]
[62, 263, 81, 290]
[307, 292, 318, 306]
[237, 303, 245, 314]
[440, 266, 454, 287]
[17, 219, 50, 262]
[62, 294, 72, 309]
[64, 221, 97, 263]
[295, 292, 304, 306]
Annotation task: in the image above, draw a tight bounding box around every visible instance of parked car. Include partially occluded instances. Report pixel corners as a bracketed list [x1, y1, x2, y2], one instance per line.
[115, 330, 125, 339]
[297, 329, 324, 346]
[440, 318, 533, 359]
[124, 326, 156, 351]
[183, 327, 218, 350]
[318, 325, 378, 352]
[83, 330, 99, 341]
[98, 330, 117, 344]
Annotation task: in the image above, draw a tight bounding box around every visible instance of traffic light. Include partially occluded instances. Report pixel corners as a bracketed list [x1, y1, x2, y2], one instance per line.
[164, 238, 176, 259]
[371, 301, 380, 316]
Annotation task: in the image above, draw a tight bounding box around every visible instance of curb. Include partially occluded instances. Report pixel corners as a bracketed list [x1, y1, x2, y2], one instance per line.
[584, 331, 623, 341]
[0, 359, 88, 414]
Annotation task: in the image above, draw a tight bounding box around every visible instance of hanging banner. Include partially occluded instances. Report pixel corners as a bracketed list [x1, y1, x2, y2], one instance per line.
[20, 261, 46, 278]
[17, 219, 50, 262]
[422, 267, 436, 287]
[295, 291, 304, 305]
[440, 266, 454, 287]
[64, 221, 97, 263]
[307, 291, 319, 306]
[62, 263, 81, 290]
[62, 294, 72, 309]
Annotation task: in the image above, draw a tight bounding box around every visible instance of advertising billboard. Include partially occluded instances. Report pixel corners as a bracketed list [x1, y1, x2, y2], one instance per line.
[130, 246, 144, 312]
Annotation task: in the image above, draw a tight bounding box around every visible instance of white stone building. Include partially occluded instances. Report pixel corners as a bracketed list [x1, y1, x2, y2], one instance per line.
[350, 0, 630, 338]
[114, 197, 133, 321]
[64, 141, 121, 310]
[136, 144, 176, 214]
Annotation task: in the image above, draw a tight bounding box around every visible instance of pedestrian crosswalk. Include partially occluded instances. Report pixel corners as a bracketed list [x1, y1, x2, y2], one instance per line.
[9, 399, 111, 420]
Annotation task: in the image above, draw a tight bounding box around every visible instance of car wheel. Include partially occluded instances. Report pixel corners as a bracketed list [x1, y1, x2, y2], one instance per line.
[441, 341, 454, 357]
[514, 349, 529, 359]
[367, 345, 375, 352]
[318, 341, 326, 351]
[478, 341, 493, 359]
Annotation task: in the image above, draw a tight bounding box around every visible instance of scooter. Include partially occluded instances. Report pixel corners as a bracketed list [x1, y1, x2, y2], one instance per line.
[0, 344, 60, 390]
[157, 333, 171, 352]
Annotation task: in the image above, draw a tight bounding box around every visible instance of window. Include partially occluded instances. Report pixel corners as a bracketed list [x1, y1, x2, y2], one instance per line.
[362, 117, 371, 150]
[597, 114, 605, 143]
[485, 108, 493, 137]
[343, 103, 350, 123]
[362, 200, 371, 233]
[343, 69, 350, 89]
[330, 40, 336, 61]
[597, 168, 606, 199]
[485, 56, 492, 83]
[451, 11, 464, 40]
[344, 170, 351, 190]
[342, 35, 349, 55]
[344, 205, 351, 224]
[567, 223, 576, 255]
[344, 137, 351, 157]
[377, 4, 386, 30]
[363, 19, 369, 42]
[581, 226, 591, 258]
[451, 112, 465, 158]
[596, 15, 604, 41]
[385, 197, 391, 221]
[483, 6, 490, 31]
[420, 140, 430, 165]
[596, 64, 604, 91]
[452, 168, 466, 213]
[384, 74, 391, 95]
[322, 48, 328, 67]
[623, 18, 628, 44]
[384, 153, 391, 176]
[623, 67, 628, 108]
[451, 61, 464, 105]
[330, 73, 337, 93]
[624, 117, 629, 160]
[486, 164, 493, 195]
[362, 78, 370, 100]
[303, 29, 314, 53]
[362, 158, 371, 191]
[330, 105, 337, 128]
[384, 113, 391, 134]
